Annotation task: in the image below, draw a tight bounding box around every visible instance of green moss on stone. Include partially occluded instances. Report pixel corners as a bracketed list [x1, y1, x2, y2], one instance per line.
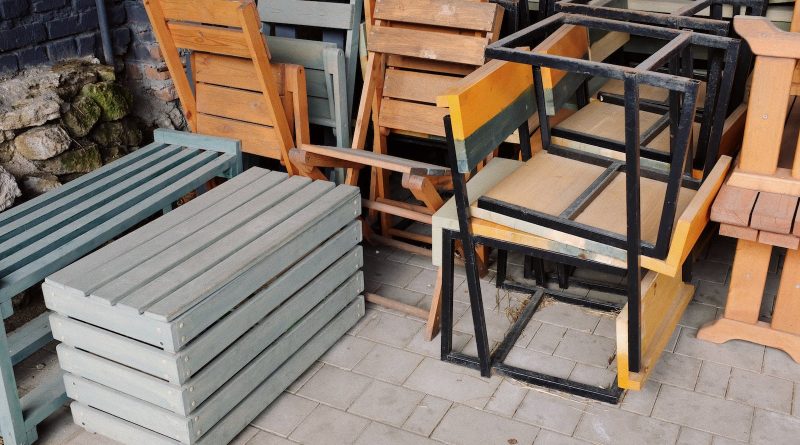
[80, 81, 130, 121]
[62, 95, 102, 137]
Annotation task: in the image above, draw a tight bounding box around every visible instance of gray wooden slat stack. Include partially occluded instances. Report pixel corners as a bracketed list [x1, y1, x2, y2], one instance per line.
[0, 129, 240, 445]
[43, 168, 364, 445]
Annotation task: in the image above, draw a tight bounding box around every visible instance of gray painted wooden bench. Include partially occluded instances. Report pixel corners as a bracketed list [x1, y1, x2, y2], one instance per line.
[43, 168, 364, 444]
[0, 129, 241, 445]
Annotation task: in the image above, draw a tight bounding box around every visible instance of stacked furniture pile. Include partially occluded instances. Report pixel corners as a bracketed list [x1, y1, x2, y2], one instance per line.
[42, 168, 365, 444]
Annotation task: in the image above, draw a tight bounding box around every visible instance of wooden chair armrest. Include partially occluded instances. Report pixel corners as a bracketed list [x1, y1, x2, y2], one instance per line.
[734, 16, 800, 59]
[294, 144, 450, 176]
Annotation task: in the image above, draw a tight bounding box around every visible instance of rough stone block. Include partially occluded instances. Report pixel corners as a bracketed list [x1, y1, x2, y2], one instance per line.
[75, 33, 97, 57]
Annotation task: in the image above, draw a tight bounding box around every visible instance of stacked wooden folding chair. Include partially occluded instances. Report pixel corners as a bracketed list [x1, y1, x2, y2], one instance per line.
[258, 0, 363, 147]
[699, 15, 800, 361]
[144, 0, 310, 174]
[433, 12, 740, 402]
[290, 0, 506, 325]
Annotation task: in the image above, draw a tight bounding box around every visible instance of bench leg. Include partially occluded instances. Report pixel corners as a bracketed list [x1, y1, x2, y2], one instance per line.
[0, 320, 29, 445]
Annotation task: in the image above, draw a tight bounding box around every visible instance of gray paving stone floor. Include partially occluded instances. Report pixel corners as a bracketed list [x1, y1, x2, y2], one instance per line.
[23, 235, 800, 444]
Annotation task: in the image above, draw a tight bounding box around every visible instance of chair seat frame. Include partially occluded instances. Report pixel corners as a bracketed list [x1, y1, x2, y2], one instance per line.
[440, 14, 740, 402]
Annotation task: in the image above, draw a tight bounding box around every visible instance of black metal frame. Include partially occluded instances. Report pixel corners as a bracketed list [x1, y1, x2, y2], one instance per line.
[438, 12, 743, 403]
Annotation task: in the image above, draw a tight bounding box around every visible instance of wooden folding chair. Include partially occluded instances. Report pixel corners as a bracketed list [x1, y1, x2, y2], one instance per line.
[258, 0, 363, 147]
[434, 14, 738, 401]
[144, 0, 309, 174]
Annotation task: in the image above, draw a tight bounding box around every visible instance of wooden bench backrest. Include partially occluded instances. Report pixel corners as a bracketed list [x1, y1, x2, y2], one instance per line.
[367, 0, 504, 138]
[438, 59, 535, 173]
[143, 0, 298, 171]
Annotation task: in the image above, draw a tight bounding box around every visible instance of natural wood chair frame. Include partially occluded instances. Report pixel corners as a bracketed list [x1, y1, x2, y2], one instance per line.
[144, 0, 309, 174]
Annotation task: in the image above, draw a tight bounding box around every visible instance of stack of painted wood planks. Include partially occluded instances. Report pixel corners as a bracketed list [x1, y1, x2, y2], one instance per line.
[41, 167, 365, 444]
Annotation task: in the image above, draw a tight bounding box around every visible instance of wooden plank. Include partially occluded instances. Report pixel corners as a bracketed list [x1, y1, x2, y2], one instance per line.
[0, 141, 165, 230]
[740, 56, 795, 175]
[758, 230, 800, 249]
[383, 69, 459, 104]
[68, 296, 365, 445]
[386, 54, 474, 76]
[772, 248, 800, 334]
[719, 223, 758, 241]
[719, 104, 748, 158]
[367, 27, 488, 66]
[258, 0, 354, 30]
[534, 25, 589, 91]
[734, 16, 800, 58]
[193, 53, 283, 93]
[373, 0, 499, 31]
[727, 166, 800, 197]
[710, 184, 758, 227]
[158, 0, 243, 27]
[105, 176, 314, 310]
[378, 98, 447, 137]
[144, 186, 360, 323]
[196, 114, 281, 159]
[168, 22, 250, 58]
[49, 168, 269, 292]
[196, 83, 275, 126]
[0, 150, 209, 281]
[265, 36, 330, 70]
[70, 172, 286, 296]
[725, 239, 772, 324]
[297, 144, 448, 176]
[0, 144, 178, 245]
[8, 311, 51, 366]
[750, 191, 799, 234]
[479, 152, 606, 216]
[19, 373, 67, 433]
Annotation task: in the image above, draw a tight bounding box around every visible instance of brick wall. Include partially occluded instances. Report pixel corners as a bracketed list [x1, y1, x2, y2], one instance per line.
[0, 0, 131, 74]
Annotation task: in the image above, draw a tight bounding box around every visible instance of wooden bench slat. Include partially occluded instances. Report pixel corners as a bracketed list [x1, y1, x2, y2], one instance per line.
[0, 149, 205, 276]
[710, 184, 759, 227]
[258, 0, 355, 30]
[383, 69, 459, 104]
[8, 311, 52, 365]
[367, 27, 488, 66]
[379, 98, 447, 137]
[79, 172, 287, 298]
[374, 0, 499, 32]
[0, 144, 178, 244]
[193, 53, 282, 93]
[0, 142, 166, 229]
[145, 186, 359, 322]
[168, 22, 250, 58]
[49, 168, 270, 292]
[750, 191, 799, 234]
[6, 155, 234, 302]
[98, 176, 310, 308]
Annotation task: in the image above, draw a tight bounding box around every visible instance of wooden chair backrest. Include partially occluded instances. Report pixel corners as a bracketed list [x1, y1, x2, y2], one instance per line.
[438, 60, 534, 173]
[143, 0, 298, 172]
[367, 0, 504, 138]
[258, 0, 362, 112]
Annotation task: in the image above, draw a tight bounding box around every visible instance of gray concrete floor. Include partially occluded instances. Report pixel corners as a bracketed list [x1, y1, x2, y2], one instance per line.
[22, 235, 800, 444]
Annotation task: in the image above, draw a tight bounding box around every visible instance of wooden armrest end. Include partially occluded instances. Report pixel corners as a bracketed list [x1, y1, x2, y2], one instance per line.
[734, 16, 800, 59]
[298, 144, 450, 176]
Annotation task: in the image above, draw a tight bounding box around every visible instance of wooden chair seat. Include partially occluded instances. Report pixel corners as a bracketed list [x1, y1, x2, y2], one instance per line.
[433, 154, 730, 277]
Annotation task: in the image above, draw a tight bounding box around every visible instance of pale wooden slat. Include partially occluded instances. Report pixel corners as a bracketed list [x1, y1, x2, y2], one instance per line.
[159, 0, 243, 27]
[0, 149, 202, 274]
[101, 176, 311, 308]
[750, 191, 799, 234]
[378, 98, 447, 137]
[196, 83, 275, 126]
[168, 22, 250, 58]
[144, 185, 360, 322]
[258, 0, 355, 30]
[9, 153, 233, 305]
[82, 172, 287, 298]
[367, 27, 488, 66]
[192, 53, 286, 95]
[196, 113, 281, 159]
[49, 168, 270, 291]
[297, 144, 448, 176]
[383, 69, 459, 104]
[374, 0, 498, 32]
[710, 184, 759, 227]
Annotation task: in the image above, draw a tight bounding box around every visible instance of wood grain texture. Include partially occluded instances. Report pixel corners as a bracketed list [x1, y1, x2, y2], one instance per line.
[710, 184, 758, 226]
[367, 27, 488, 66]
[772, 249, 800, 334]
[725, 239, 772, 324]
[384, 69, 459, 104]
[168, 22, 251, 58]
[378, 98, 447, 137]
[159, 0, 243, 27]
[757, 230, 800, 249]
[750, 191, 799, 234]
[373, 0, 499, 31]
[196, 114, 281, 159]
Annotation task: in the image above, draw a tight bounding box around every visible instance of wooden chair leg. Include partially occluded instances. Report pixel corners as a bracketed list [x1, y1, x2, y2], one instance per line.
[772, 248, 800, 334]
[425, 267, 444, 341]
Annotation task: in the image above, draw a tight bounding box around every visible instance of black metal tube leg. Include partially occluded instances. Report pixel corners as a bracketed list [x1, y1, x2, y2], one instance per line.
[557, 263, 570, 289]
[496, 249, 508, 288]
[441, 230, 456, 359]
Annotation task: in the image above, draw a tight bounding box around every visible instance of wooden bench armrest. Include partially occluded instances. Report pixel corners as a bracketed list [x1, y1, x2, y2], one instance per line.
[292, 144, 450, 176]
[734, 16, 800, 59]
